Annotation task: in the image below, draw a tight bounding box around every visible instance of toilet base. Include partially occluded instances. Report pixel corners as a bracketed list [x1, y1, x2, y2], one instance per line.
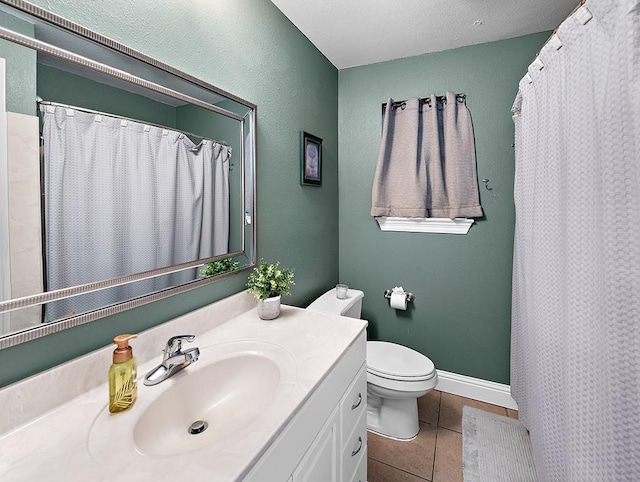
[367, 427, 418, 442]
[366, 388, 421, 440]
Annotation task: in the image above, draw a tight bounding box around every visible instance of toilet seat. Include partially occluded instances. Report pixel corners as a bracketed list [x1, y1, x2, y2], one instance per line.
[367, 341, 436, 381]
[367, 366, 437, 382]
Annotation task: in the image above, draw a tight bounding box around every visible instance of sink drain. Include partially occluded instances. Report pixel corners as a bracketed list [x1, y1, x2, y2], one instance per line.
[188, 420, 208, 435]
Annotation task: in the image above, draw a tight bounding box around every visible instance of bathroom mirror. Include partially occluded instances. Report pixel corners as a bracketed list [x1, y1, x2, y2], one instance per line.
[0, 0, 257, 348]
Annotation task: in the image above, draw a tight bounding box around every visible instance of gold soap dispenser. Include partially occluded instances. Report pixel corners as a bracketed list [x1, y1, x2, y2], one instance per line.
[108, 334, 138, 413]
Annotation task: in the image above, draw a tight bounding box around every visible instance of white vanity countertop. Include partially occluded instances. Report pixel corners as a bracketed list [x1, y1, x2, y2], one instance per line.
[0, 293, 367, 481]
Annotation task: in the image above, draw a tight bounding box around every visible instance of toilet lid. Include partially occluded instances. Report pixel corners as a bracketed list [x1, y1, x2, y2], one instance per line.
[367, 341, 435, 381]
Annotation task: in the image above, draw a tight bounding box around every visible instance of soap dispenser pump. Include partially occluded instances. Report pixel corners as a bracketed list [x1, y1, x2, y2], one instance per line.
[108, 334, 138, 413]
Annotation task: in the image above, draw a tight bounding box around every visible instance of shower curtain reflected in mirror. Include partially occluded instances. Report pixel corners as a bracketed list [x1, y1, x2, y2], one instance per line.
[42, 105, 230, 322]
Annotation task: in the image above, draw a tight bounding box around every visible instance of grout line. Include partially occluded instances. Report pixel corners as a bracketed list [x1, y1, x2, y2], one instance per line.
[368, 459, 431, 481]
[431, 391, 441, 479]
[432, 425, 439, 481]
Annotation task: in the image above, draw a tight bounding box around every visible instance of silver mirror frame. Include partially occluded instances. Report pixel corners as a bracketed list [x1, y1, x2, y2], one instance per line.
[0, 0, 258, 349]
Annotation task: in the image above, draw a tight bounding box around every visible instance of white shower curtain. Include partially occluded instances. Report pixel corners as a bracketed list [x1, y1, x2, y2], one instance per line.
[42, 105, 230, 321]
[511, 0, 639, 480]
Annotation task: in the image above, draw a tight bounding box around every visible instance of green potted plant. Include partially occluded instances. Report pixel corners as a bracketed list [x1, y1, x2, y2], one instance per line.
[247, 259, 295, 320]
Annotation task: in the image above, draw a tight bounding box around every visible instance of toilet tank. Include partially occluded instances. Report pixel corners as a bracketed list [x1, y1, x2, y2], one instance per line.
[307, 288, 364, 319]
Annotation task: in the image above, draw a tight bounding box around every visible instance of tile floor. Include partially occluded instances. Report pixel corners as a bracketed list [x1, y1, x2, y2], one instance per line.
[366, 391, 519, 482]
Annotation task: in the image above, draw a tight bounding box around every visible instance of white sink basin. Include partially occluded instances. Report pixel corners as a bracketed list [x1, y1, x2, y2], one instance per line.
[87, 340, 297, 462]
[134, 352, 280, 456]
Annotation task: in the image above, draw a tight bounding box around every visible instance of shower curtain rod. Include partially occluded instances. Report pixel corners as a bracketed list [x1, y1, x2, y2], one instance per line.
[36, 97, 229, 149]
[382, 93, 466, 114]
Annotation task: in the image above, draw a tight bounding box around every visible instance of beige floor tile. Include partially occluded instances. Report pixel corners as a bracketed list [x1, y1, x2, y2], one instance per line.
[418, 390, 440, 425]
[507, 408, 519, 419]
[438, 392, 507, 433]
[367, 422, 437, 480]
[433, 427, 463, 482]
[368, 459, 429, 481]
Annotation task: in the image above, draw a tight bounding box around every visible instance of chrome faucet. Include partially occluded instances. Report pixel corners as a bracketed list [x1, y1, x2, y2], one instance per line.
[143, 335, 200, 386]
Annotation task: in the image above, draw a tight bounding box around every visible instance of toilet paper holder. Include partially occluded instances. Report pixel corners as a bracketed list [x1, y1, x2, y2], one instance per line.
[383, 289, 415, 303]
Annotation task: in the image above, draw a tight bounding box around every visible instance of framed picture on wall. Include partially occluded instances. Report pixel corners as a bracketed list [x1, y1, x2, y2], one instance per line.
[300, 131, 322, 186]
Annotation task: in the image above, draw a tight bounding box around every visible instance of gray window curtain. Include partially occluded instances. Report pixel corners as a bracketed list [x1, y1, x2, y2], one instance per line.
[42, 106, 230, 321]
[371, 92, 483, 219]
[511, 0, 639, 479]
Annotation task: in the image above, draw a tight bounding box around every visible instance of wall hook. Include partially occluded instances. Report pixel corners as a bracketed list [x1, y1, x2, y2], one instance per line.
[482, 179, 492, 191]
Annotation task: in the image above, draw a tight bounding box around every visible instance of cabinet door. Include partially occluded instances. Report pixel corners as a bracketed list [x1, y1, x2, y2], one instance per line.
[292, 407, 339, 482]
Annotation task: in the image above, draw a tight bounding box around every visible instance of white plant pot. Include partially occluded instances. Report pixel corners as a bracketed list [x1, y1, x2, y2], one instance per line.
[257, 295, 281, 320]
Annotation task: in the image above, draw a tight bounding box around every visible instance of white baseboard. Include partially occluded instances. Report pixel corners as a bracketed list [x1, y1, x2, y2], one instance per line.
[436, 369, 518, 410]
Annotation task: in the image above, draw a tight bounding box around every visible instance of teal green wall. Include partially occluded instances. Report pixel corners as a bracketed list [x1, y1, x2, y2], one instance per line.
[0, 0, 339, 388]
[0, 13, 36, 115]
[338, 33, 548, 384]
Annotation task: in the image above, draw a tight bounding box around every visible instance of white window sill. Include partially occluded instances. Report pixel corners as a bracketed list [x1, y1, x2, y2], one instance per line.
[374, 217, 474, 235]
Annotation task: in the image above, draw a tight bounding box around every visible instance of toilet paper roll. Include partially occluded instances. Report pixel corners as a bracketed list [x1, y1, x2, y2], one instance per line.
[390, 291, 407, 310]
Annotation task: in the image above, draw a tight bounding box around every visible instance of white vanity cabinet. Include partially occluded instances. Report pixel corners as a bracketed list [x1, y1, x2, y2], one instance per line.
[0, 299, 369, 482]
[244, 331, 367, 482]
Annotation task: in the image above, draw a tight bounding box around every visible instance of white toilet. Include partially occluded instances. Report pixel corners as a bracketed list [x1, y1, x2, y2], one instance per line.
[307, 287, 438, 440]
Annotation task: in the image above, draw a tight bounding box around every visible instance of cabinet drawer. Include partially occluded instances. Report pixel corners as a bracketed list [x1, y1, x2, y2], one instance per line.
[350, 447, 367, 482]
[341, 410, 367, 482]
[340, 363, 367, 445]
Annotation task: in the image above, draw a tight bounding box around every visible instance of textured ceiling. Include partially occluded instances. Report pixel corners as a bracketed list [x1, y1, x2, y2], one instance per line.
[270, 0, 579, 69]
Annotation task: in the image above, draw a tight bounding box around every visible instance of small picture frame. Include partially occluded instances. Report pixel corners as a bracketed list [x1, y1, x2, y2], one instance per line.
[300, 131, 322, 186]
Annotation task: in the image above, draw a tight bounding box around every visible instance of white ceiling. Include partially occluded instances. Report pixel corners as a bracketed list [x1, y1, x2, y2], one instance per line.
[270, 0, 579, 69]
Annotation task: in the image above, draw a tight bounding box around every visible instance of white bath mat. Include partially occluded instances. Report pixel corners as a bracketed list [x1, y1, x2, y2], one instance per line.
[462, 406, 537, 481]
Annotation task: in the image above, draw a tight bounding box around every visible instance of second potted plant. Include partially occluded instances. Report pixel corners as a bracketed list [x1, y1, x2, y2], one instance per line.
[199, 257, 239, 278]
[247, 260, 295, 320]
